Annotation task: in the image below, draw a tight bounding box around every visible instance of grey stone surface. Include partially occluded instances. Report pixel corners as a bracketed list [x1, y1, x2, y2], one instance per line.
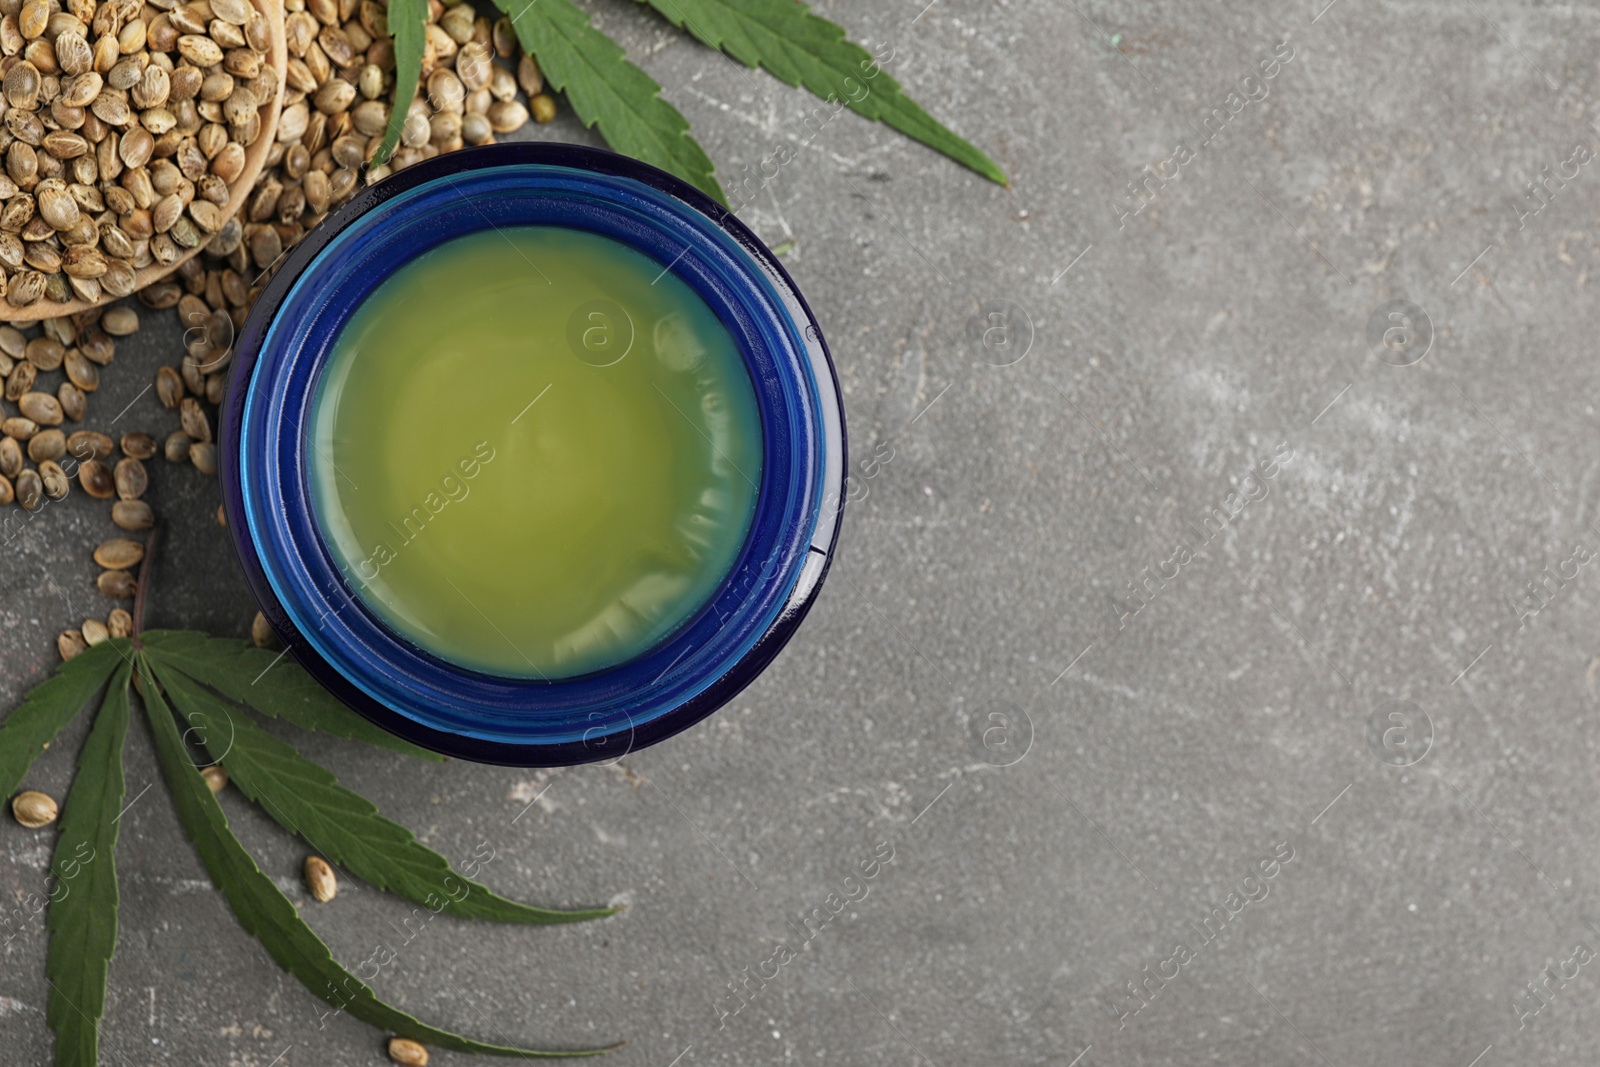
[4, 0, 1600, 1063]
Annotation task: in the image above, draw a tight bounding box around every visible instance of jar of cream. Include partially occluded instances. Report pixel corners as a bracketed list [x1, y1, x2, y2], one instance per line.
[221, 143, 845, 765]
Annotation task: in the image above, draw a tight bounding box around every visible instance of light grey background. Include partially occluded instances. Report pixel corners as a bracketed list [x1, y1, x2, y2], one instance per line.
[4, 0, 1600, 1063]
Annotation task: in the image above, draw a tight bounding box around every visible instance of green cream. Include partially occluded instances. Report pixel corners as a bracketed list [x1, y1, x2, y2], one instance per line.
[308, 226, 763, 680]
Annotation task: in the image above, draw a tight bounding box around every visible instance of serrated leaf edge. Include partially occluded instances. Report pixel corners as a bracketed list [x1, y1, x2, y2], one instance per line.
[44, 660, 130, 1067]
[138, 658, 621, 1059]
[153, 660, 618, 926]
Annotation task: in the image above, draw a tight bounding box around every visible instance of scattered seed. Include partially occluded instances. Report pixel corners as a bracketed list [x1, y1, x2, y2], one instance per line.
[489, 65, 518, 104]
[97, 570, 137, 598]
[6, 362, 36, 401]
[94, 538, 145, 570]
[77, 458, 115, 499]
[81, 618, 109, 645]
[112, 499, 156, 531]
[489, 99, 530, 132]
[38, 460, 68, 500]
[66, 430, 113, 462]
[101, 307, 140, 336]
[58, 629, 87, 661]
[2, 418, 39, 441]
[107, 608, 133, 638]
[79, 331, 116, 366]
[189, 440, 217, 475]
[180, 357, 205, 399]
[164, 431, 193, 463]
[251, 611, 279, 648]
[0, 0, 565, 672]
[16, 469, 42, 510]
[461, 111, 493, 146]
[120, 433, 158, 460]
[26, 429, 65, 464]
[104, 0, 550, 333]
[113, 457, 148, 500]
[304, 856, 337, 902]
[493, 17, 516, 58]
[179, 397, 212, 443]
[156, 366, 185, 409]
[64, 349, 100, 392]
[12, 790, 58, 829]
[24, 338, 64, 372]
[518, 53, 543, 97]
[201, 765, 229, 793]
[387, 1038, 429, 1066]
[19, 393, 63, 426]
[57, 383, 87, 422]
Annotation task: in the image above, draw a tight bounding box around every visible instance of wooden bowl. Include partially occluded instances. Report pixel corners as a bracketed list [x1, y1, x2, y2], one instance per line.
[0, 0, 287, 324]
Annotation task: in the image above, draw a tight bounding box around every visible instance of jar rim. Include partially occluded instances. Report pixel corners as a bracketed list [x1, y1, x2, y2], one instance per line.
[220, 143, 845, 766]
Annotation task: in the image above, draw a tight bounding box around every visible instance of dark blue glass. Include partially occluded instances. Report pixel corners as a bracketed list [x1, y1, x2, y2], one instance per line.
[220, 144, 845, 766]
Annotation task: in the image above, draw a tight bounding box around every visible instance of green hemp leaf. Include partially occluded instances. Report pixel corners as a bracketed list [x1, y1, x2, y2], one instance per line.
[1, 631, 621, 1065]
[376, 0, 430, 167]
[634, 0, 1006, 186]
[493, 0, 724, 201]
[377, 0, 1006, 198]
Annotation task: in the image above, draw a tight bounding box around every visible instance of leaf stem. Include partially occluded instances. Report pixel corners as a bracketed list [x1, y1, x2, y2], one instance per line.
[131, 524, 161, 645]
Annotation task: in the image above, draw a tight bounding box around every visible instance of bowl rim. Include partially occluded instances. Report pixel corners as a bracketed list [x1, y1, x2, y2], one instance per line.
[219, 142, 845, 766]
[0, 0, 288, 323]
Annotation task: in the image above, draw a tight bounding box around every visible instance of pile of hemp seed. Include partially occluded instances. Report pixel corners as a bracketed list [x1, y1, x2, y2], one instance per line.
[0, 0, 559, 661]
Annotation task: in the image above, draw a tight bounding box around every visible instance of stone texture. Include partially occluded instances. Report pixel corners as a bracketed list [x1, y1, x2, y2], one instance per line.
[4, 0, 1600, 1063]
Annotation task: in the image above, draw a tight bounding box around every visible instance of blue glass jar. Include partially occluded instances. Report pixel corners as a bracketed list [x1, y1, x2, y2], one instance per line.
[220, 144, 845, 766]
